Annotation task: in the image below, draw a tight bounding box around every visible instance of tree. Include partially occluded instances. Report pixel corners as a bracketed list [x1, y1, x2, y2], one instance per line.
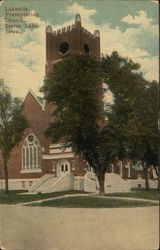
[42, 55, 120, 195]
[130, 81, 159, 191]
[0, 81, 29, 194]
[101, 51, 159, 191]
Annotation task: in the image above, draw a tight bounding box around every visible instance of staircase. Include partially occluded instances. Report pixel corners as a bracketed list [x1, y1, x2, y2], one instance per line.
[29, 174, 57, 193]
[104, 173, 131, 193]
[36, 176, 59, 193]
[84, 172, 131, 193]
[29, 173, 74, 193]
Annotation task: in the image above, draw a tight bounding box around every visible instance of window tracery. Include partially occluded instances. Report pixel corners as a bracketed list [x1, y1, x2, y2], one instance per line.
[22, 134, 41, 172]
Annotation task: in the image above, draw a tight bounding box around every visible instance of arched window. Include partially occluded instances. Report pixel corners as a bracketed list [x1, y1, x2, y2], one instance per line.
[57, 160, 70, 176]
[85, 161, 92, 172]
[22, 134, 41, 172]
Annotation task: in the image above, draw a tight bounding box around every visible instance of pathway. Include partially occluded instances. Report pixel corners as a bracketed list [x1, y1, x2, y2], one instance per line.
[20, 193, 159, 206]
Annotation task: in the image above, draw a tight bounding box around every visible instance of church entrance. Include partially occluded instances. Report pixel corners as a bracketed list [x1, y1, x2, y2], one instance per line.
[57, 160, 70, 176]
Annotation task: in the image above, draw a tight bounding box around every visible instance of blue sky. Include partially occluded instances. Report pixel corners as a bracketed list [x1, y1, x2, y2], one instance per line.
[0, 0, 159, 97]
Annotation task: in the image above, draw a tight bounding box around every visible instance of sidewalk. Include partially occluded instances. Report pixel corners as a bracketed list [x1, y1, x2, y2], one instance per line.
[20, 193, 159, 206]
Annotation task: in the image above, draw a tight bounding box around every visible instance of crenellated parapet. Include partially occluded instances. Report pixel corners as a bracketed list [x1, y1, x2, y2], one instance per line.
[46, 24, 76, 35]
[45, 13, 100, 75]
[81, 27, 100, 39]
[46, 24, 100, 40]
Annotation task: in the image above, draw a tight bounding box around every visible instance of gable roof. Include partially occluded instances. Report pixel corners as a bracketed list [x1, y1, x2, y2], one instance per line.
[23, 89, 45, 111]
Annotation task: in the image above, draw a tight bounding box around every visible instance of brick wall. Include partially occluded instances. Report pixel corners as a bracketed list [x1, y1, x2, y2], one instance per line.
[0, 92, 54, 179]
[46, 20, 100, 75]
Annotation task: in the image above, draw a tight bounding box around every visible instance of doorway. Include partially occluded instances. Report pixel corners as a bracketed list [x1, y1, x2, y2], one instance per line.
[57, 160, 70, 176]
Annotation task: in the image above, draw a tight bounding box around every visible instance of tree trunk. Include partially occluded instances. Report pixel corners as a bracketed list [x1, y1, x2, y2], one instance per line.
[153, 166, 159, 190]
[158, 173, 160, 192]
[3, 158, 9, 194]
[144, 167, 149, 191]
[97, 172, 105, 195]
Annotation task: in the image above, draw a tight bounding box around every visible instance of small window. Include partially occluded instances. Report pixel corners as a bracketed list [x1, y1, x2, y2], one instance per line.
[60, 42, 69, 54]
[84, 44, 90, 54]
[65, 164, 68, 171]
[138, 184, 141, 188]
[61, 164, 64, 172]
[29, 181, 33, 187]
[58, 160, 70, 175]
[22, 181, 25, 189]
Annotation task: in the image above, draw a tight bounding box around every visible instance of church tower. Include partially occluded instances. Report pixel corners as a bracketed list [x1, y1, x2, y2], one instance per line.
[45, 14, 100, 75]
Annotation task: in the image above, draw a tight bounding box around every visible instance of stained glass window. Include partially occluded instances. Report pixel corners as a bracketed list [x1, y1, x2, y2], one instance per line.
[22, 134, 41, 171]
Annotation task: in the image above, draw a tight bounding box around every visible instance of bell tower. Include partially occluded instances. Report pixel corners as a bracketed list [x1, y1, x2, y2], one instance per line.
[45, 14, 100, 75]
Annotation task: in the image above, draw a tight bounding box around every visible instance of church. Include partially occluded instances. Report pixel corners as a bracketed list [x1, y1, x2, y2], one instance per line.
[0, 14, 156, 193]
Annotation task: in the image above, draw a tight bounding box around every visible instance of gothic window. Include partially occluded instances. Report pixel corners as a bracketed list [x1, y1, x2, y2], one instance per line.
[58, 160, 70, 176]
[61, 164, 68, 172]
[22, 134, 41, 172]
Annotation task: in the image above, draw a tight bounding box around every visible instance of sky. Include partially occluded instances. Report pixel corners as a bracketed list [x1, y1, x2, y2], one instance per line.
[0, 0, 159, 98]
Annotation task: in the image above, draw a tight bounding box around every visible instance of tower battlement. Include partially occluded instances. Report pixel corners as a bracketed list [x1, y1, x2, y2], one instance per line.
[46, 24, 99, 39]
[45, 14, 100, 75]
[46, 24, 76, 36]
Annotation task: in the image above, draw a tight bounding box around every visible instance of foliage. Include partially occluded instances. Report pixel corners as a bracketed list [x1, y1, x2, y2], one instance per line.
[43, 55, 102, 151]
[42, 55, 121, 194]
[101, 51, 159, 190]
[42, 52, 158, 194]
[0, 190, 87, 204]
[0, 80, 29, 193]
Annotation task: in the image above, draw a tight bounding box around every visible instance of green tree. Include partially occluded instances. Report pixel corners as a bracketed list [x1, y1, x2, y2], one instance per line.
[127, 81, 159, 191]
[42, 55, 120, 195]
[0, 80, 29, 194]
[102, 51, 159, 191]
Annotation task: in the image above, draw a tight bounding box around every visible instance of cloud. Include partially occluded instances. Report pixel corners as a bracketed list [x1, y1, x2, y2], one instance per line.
[0, 3, 158, 99]
[137, 56, 159, 81]
[152, 0, 158, 4]
[0, 13, 46, 97]
[60, 2, 97, 22]
[121, 10, 153, 28]
[75, 7, 158, 82]
[100, 21, 158, 82]
[103, 83, 114, 105]
[0, 1, 4, 7]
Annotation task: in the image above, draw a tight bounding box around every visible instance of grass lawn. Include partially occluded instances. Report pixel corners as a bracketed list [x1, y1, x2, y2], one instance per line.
[0, 189, 158, 206]
[30, 196, 158, 208]
[106, 189, 159, 201]
[0, 190, 87, 204]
